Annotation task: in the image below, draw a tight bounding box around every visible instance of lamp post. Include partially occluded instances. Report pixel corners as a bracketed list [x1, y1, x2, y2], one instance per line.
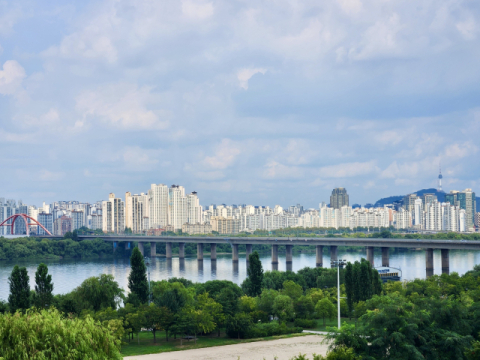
[145, 256, 151, 304]
[331, 259, 347, 329]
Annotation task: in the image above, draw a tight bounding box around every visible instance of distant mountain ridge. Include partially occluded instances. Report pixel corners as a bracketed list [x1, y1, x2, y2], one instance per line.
[373, 188, 446, 208]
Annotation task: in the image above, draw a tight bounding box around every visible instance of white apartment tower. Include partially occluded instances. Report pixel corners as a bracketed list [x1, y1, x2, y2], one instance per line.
[149, 184, 168, 229]
[187, 191, 203, 224]
[168, 185, 187, 231]
[125, 192, 144, 233]
[102, 193, 125, 233]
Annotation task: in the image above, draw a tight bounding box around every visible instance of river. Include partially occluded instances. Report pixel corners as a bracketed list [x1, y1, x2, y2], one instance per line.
[1, 248, 480, 300]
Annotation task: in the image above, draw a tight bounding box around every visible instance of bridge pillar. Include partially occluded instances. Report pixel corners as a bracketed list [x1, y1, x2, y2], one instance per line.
[232, 244, 239, 263]
[426, 248, 434, 278]
[150, 242, 156, 257]
[125, 242, 131, 250]
[179, 242, 185, 259]
[381, 247, 389, 267]
[166, 242, 172, 259]
[330, 246, 338, 266]
[441, 249, 449, 275]
[210, 243, 217, 260]
[316, 245, 323, 267]
[366, 246, 374, 266]
[138, 242, 144, 256]
[286, 245, 293, 271]
[197, 243, 204, 261]
[246, 244, 253, 262]
[272, 245, 279, 271]
[113, 241, 117, 253]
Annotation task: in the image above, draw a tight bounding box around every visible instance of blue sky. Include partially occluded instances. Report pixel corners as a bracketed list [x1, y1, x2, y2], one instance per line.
[0, 0, 479, 208]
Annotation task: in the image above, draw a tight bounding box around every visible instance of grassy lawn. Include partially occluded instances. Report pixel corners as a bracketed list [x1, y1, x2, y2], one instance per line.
[121, 330, 309, 357]
[311, 317, 356, 331]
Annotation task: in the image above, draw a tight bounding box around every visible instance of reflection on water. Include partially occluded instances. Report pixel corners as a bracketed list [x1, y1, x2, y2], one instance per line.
[1, 248, 480, 300]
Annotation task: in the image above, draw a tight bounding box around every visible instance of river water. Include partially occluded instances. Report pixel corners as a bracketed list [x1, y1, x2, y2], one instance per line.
[1, 249, 480, 300]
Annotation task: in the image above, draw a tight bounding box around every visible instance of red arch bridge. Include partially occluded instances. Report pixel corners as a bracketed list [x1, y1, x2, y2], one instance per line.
[0, 213, 52, 236]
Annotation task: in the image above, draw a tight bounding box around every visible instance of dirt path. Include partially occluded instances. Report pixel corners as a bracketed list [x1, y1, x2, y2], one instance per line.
[123, 335, 327, 360]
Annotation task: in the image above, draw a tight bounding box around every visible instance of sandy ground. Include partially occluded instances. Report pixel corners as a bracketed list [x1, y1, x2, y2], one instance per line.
[124, 335, 327, 360]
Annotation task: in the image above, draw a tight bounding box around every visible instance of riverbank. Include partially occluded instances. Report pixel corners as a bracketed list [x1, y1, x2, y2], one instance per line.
[123, 334, 326, 360]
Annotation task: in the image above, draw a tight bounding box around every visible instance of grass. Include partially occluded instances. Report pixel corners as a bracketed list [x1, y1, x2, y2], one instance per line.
[311, 317, 356, 331]
[121, 330, 309, 357]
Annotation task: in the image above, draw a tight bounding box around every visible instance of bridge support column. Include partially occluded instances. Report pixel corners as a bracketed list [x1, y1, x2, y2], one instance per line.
[366, 246, 374, 266]
[441, 249, 449, 275]
[426, 248, 434, 278]
[179, 242, 185, 259]
[316, 245, 323, 267]
[272, 245, 278, 271]
[286, 245, 293, 271]
[381, 247, 389, 267]
[138, 242, 144, 256]
[330, 246, 338, 266]
[125, 242, 131, 250]
[210, 243, 217, 260]
[166, 242, 172, 259]
[197, 243, 204, 261]
[246, 244, 253, 262]
[113, 241, 117, 253]
[150, 242, 156, 257]
[232, 244, 239, 263]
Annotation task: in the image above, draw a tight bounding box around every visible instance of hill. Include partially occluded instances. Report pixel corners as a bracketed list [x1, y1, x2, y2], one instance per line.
[373, 188, 446, 207]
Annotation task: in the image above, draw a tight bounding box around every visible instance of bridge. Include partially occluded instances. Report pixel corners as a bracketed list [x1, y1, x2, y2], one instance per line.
[65, 235, 480, 277]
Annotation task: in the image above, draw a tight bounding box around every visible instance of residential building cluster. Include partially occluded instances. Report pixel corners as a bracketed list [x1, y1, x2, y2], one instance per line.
[0, 180, 478, 236]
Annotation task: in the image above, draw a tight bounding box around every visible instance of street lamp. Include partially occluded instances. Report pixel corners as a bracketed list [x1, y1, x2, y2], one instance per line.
[145, 256, 151, 304]
[331, 259, 347, 329]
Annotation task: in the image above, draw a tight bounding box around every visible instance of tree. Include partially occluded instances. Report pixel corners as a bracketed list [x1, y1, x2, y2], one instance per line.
[126, 308, 146, 344]
[75, 274, 124, 311]
[283, 280, 303, 300]
[197, 293, 225, 337]
[315, 298, 336, 326]
[8, 265, 30, 312]
[257, 289, 279, 315]
[358, 259, 373, 301]
[344, 262, 354, 316]
[0, 309, 122, 359]
[32, 263, 53, 309]
[272, 295, 294, 322]
[246, 251, 264, 296]
[128, 247, 149, 303]
[215, 287, 239, 317]
[226, 312, 253, 339]
[143, 303, 173, 343]
[72, 229, 79, 241]
[294, 295, 315, 319]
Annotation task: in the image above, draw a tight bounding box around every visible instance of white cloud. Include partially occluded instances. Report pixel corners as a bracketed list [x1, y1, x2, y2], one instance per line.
[237, 68, 267, 90]
[263, 161, 303, 179]
[444, 142, 478, 158]
[181, 0, 214, 20]
[39, 170, 66, 181]
[203, 139, 241, 169]
[317, 161, 379, 178]
[457, 17, 477, 40]
[0, 60, 26, 96]
[123, 146, 160, 171]
[75, 84, 169, 130]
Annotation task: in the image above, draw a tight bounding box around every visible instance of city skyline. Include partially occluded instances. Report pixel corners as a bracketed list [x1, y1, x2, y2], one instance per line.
[1, 1, 480, 207]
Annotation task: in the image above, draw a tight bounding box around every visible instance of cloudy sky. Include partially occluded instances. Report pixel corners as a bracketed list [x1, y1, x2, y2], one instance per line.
[1, 0, 479, 208]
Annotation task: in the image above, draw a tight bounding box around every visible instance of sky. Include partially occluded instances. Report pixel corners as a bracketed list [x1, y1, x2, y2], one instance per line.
[0, 0, 480, 209]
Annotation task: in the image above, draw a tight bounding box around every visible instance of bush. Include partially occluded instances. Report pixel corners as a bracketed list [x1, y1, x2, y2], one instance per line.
[0, 308, 122, 359]
[246, 321, 303, 338]
[294, 318, 317, 328]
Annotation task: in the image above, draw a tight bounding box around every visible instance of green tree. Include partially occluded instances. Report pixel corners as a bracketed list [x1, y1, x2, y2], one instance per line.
[72, 229, 79, 241]
[128, 247, 149, 303]
[283, 280, 303, 300]
[8, 265, 30, 312]
[197, 293, 225, 337]
[315, 298, 336, 326]
[226, 312, 253, 339]
[246, 251, 264, 296]
[344, 262, 354, 316]
[126, 308, 146, 344]
[272, 295, 294, 322]
[143, 303, 173, 343]
[32, 263, 53, 309]
[358, 259, 372, 301]
[75, 274, 124, 311]
[0, 309, 122, 359]
[257, 289, 279, 315]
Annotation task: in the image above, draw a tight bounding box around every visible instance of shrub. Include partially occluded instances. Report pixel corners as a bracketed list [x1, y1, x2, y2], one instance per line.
[294, 318, 317, 328]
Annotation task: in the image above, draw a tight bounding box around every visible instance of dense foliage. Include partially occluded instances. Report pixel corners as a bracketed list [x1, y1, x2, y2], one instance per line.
[0, 309, 122, 360]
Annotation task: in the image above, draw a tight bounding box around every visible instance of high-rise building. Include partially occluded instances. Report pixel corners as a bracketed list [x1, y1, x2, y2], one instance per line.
[330, 188, 349, 209]
[413, 198, 423, 228]
[38, 212, 54, 235]
[402, 194, 418, 213]
[446, 189, 476, 229]
[187, 191, 202, 224]
[71, 210, 84, 230]
[168, 185, 187, 231]
[125, 192, 144, 233]
[54, 215, 73, 236]
[149, 184, 168, 229]
[102, 193, 125, 233]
